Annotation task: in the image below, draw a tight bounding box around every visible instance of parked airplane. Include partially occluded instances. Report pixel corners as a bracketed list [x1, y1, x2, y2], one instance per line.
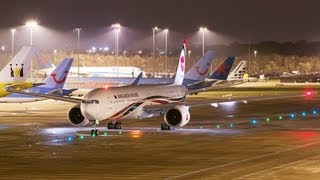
[11, 39, 304, 136]
[1, 58, 74, 103]
[0, 46, 42, 97]
[37, 65, 143, 78]
[62, 50, 219, 90]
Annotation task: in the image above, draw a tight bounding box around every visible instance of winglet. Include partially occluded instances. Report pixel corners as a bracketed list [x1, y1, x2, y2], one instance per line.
[130, 72, 143, 85]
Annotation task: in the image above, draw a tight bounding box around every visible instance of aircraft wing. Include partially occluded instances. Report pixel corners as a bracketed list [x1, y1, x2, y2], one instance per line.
[143, 93, 310, 112]
[4, 83, 45, 91]
[6, 88, 81, 104]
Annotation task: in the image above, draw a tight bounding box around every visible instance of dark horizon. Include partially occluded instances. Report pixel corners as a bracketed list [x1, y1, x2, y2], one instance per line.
[1, 0, 320, 42]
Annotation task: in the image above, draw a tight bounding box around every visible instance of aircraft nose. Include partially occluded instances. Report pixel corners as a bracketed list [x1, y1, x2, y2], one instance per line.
[80, 90, 100, 120]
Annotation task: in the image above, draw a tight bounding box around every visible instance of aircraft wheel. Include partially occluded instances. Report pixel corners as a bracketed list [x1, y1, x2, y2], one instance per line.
[115, 122, 122, 129]
[91, 129, 98, 136]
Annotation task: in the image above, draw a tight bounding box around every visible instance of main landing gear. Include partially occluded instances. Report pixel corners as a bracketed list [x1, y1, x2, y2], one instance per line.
[90, 120, 99, 137]
[161, 123, 171, 130]
[107, 122, 122, 129]
[91, 129, 98, 137]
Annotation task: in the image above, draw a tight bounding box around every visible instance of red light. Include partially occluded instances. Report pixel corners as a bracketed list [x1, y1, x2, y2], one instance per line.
[306, 91, 311, 96]
[103, 84, 109, 90]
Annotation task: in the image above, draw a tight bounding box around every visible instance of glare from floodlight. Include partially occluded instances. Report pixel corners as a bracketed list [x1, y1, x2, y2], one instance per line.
[199, 27, 207, 31]
[153, 26, 158, 30]
[10, 29, 16, 33]
[164, 28, 168, 32]
[112, 23, 121, 29]
[26, 20, 38, 28]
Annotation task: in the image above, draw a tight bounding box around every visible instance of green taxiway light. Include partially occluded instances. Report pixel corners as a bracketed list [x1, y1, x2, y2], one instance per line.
[80, 136, 84, 139]
[278, 116, 283, 120]
[266, 118, 270, 122]
[216, 125, 220, 128]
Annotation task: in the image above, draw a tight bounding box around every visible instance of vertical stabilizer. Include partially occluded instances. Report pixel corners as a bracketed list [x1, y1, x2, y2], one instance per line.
[173, 38, 187, 85]
[42, 58, 73, 89]
[227, 61, 247, 81]
[0, 46, 36, 82]
[184, 50, 215, 81]
[208, 57, 235, 80]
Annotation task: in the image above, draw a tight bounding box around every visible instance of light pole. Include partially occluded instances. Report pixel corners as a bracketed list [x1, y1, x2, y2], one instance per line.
[26, 20, 38, 81]
[152, 26, 158, 74]
[199, 27, 207, 56]
[26, 20, 38, 45]
[112, 23, 121, 77]
[10, 29, 15, 57]
[75, 28, 81, 78]
[164, 29, 168, 75]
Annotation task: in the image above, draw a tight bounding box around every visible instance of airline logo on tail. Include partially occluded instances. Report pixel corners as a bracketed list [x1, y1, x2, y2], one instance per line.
[180, 56, 185, 72]
[51, 70, 69, 84]
[180, 38, 187, 73]
[215, 64, 230, 76]
[194, 63, 210, 76]
[10, 64, 24, 77]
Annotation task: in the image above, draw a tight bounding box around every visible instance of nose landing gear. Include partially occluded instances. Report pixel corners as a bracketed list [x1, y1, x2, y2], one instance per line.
[90, 120, 100, 136]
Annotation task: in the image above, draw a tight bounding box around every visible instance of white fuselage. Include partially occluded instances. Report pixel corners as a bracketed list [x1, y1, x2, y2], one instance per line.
[80, 85, 186, 122]
[38, 66, 143, 78]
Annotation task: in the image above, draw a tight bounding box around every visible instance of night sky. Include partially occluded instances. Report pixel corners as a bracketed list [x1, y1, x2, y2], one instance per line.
[1, 0, 320, 42]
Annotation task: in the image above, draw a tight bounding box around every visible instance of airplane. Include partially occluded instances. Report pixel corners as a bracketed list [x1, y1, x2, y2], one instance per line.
[11, 39, 306, 136]
[0, 46, 43, 98]
[0, 58, 74, 103]
[37, 65, 143, 78]
[62, 50, 224, 91]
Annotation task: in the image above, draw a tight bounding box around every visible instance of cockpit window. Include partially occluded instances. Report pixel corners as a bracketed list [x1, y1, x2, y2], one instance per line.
[82, 100, 99, 104]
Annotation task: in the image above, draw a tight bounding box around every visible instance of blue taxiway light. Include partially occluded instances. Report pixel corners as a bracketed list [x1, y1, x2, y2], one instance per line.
[251, 119, 258, 125]
[301, 112, 307, 116]
[290, 113, 296, 119]
[312, 110, 318, 115]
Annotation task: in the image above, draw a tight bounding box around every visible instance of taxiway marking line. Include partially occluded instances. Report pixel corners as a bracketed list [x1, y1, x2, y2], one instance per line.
[165, 140, 320, 179]
[233, 154, 320, 179]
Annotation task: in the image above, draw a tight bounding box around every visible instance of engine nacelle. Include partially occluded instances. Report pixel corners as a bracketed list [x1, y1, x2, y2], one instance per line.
[68, 105, 89, 126]
[164, 105, 190, 127]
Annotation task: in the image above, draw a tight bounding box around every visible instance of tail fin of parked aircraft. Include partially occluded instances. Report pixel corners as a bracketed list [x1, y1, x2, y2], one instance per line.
[130, 72, 143, 85]
[0, 46, 36, 82]
[42, 58, 73, 89]
[173, 38, 187, 85]
[227, 61, 247, 81]
[208, 57, 235, 80]
[34, 50, 56, 69]
[184, 50, 215, 81]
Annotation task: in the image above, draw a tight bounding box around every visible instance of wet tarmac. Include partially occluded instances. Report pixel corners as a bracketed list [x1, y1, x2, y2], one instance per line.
[1, 93, 320, 179]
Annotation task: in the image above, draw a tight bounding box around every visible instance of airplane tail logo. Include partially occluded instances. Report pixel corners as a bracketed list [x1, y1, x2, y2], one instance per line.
[195, 64, 209, 76]
[10, 64, 24, 77]
[184, 50, 215, 81]
[43, 58, 73, 89]
[209, 57, 235, 80]
[51, 71, 68, 84]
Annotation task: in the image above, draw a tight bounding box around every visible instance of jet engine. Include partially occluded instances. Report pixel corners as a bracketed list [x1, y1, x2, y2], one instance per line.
[68, 105, 89, 126]
[164, 105, 190, 127]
